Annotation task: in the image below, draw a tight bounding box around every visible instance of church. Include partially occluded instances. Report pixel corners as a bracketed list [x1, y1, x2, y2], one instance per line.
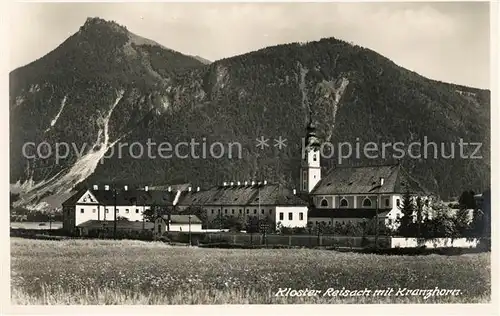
[61, 122, 427, 233]
[300, 121, 427, 230]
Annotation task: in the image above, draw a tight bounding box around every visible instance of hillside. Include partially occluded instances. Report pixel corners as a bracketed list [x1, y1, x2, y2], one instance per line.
[9, 17, 490, 209]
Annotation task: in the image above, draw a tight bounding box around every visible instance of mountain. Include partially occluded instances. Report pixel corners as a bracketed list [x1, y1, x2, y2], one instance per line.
[10, 17, 490, 210]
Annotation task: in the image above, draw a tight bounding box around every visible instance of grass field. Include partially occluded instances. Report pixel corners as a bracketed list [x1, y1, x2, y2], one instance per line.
[10, 238, 490, 304]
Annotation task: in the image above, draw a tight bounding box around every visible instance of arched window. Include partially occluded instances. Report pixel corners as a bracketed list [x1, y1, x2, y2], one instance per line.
[362, 198, 372, 207]
[340, 198, 348, 207]
[320, 199, 329, 207]
[313, 154, 317, 162]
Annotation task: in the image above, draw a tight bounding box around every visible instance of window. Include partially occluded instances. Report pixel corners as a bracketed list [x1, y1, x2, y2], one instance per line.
[225, 209, 228, 214]
[125, 209, 129, 214]
[340, 198, 348, 207]
[279, 212, 284, 220]
[239, 209, 242, 214]
[396, 199, 400, 207]
[211, 210, 214, 214]
[313, 154, 317, 161]
[288, 213, 293, 220]
[261, 209, 264, 214]
[136, 209, 140, 213]
[106, 209, 109, 213]
[299, 212, 304, 220]
[320, 199, 328, 207]
[116, 209, 119, 213]
[92, 209, 96, 213]
[157, 224, 162, 233]
[232, 209, 235, 214]
[385, 199, 390, 207]
[362, 198, 372, 207]
[254, 209, 257, 214]
[247, 210, 249, 214]
[269, 209, 273, 214]
[80, 209, 84, 214]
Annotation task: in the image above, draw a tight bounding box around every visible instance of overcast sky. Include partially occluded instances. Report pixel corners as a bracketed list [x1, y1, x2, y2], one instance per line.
[9, 2, 490, 89]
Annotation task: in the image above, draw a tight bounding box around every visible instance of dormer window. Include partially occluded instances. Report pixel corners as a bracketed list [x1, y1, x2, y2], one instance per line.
[320, 199, 328, 207]
[362, 198, 372, 207]
[340, 198, 348, 208]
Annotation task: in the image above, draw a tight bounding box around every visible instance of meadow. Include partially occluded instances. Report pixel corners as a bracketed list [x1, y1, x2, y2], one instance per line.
[10, 238, 490, 304]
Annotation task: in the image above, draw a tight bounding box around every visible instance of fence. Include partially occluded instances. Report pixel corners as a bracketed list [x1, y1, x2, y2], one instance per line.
[203, 233, 392, 248]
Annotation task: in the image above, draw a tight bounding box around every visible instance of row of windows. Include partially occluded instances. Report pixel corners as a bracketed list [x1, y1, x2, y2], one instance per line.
[278, 212, 304, 221]
[210, 209, 273, 215]
[319, 197, 400, 208]
[80, 208, 147, 214]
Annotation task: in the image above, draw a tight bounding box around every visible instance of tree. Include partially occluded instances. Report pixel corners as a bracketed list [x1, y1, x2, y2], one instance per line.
[470, 189, 490, 238]
[142, 205, 162, 222]
[398, 189, 415, 236]
[458, 190, 476, 210]
[415, 196, 424, 238]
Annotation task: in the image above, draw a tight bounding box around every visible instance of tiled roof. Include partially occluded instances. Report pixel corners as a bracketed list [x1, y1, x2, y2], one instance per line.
[177, 183, 308, 207]
[311, 164, 428, 195]
[62, 189, 178, 207]
[308, 208, 392, 219]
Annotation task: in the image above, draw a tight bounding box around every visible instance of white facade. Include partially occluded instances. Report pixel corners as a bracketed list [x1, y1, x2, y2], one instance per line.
[202, 205, 276, 224]
[301, 148, 321, 193]
[64, 189, 151, 230]
[312, 194, 402, 210]
[275, 206, 308, 228]
[154, 217, 203, 234]
[170, 223, 203, 232]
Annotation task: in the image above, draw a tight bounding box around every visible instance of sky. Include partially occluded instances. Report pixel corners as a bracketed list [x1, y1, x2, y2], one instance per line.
[8, 2, 491, 89]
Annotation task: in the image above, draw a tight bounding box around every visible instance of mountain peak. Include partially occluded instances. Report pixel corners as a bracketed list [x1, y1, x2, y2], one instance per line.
[80, 17, 128, 34]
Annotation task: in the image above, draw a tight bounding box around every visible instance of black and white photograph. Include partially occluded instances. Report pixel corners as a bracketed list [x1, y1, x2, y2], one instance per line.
[3, 0, 496, 311]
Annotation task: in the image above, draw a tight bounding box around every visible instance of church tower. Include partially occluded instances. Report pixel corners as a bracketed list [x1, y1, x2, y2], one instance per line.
[300, 120, 321, 193]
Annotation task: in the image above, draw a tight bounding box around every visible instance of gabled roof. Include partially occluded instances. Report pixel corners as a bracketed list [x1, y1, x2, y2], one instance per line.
[311, 164, 428, 195]
[62, 188, 178, 207]
[176, 183, 308, 207]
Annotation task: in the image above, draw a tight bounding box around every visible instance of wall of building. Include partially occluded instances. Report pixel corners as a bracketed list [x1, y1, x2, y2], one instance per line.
[308, 217, 366, 227]
[170, 223, 203, 232]
[313, 194, 396, 209]
[275, 206, 308, 228]
[72, 204, 150, 227]
[203, 205, 276, 225]
[74, 204, 100, 226]
[391, 237, 479, 249]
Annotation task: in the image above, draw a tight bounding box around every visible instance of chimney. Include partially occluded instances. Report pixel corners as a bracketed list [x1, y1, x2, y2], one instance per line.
[293, 189, 297, 195]
[124, 185, 128, 191]
[196, 186, 200, 192]
[188, 187, 192, 192]
[380, 177, 385, 186]
[93, 185, 98, 190]
[104, 185, 110, 191]
[263, 180, 267, 185]
[168, 186, 172, 192]
[145, 186, 149, 192]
